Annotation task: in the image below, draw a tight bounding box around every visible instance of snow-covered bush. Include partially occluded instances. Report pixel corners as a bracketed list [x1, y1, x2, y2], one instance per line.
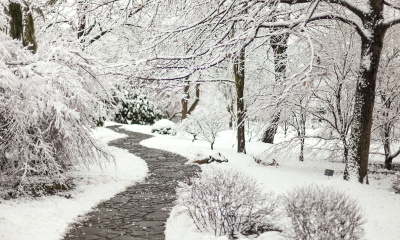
[393, 173, 400, 194]
[179, 105, 228, 149]
[151, 119, 176, 135]
[177, 169, 280, 238]
[114, 93, 165, 125]
[0, 30, 114, 198]
[283, 185, 365, 240]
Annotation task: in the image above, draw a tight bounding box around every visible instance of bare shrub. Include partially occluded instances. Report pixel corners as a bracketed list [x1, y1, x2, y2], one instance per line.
[178, 105, 228, 150]
[177, 169, 280, 239]
[283, 185, 365, 240]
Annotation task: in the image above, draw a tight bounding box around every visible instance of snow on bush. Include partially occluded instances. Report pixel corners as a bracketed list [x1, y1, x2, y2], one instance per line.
[178, 105, 228, 149]
[0, 30, 114, 198]
[177, 169, 280, 238]
[393, 173, 400, 194]
[114, 93, 165, 125]
[283, 185, 365, 240]
[151, 119, 176, 135]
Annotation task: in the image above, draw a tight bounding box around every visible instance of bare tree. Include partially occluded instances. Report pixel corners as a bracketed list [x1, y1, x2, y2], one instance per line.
[305, 23, 358, 173]
[373, 26, 400, 170]
[132, 0, 400, 183]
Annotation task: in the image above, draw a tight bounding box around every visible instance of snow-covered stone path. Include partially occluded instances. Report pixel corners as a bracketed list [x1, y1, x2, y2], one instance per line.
[63, 125, 200, 240]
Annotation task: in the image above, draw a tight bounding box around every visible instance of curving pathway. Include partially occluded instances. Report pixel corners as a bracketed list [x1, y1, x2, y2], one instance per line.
[63, 125, 200, 240]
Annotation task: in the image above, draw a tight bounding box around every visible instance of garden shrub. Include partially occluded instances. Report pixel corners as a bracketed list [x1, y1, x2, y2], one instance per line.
[114, 93, 165, 125]
[283, 185, 365, 240]
[177, 169, 280, 239]
[151, 119, 176, 135]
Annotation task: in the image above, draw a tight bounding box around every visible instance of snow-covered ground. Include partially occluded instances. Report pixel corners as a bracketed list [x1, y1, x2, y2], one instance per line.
[1, 122, 400, 240]
[0, 125, 148, 240]
[136, 125, 400, 240]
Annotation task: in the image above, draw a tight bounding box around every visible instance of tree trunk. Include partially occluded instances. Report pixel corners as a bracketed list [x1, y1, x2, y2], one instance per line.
[385, 155, 393, 171]
[77, 1, 87, 39]
[261, 114, 280, 143]
[22, 4, 37, 54]
[9, 2, 37, 53]
[299, 105, 306, 161]
[188, 84, 200, 114]
[9, 2, 23, 40]
[346, 15, 387, 183]
[299, 137, 304, 161]
[342, 138, 350, 179]
[343, 139, 349, 164]
[228, 105, 234, 129]
[383, 127, 393, 170]
[380, 95, 393, 170]
[261, 32, 289, 143]
[181, 84, 190, 120]
[234, 48, 246, 153]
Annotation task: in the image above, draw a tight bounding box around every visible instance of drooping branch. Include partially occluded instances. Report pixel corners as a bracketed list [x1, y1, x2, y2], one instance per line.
[259, 13, 367, 39]
[383, 16, 400, 28]
[384, 0, 400, 11]
[280, 0, 366, 19]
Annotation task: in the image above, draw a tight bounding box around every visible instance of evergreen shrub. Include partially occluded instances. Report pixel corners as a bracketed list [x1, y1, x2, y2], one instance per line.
[114, 93, 165, 125]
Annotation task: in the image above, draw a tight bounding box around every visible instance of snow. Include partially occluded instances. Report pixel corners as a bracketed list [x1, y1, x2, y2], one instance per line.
[137, 125, 400, 240]
[1, 123, 400, 240]
[151, 119, 176, 133]
[0, 126, 148, 240]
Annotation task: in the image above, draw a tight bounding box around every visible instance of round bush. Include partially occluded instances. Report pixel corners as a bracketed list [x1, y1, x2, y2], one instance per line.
[177, 169, 280, 238]
[283, 185, 365, 240]
[151, 119, 176, 135]
[114, 93, 165, 125]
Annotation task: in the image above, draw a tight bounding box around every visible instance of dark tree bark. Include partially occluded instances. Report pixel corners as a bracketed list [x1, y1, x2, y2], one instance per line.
[77, 1, 87, 39]
[381, 115, 400, 170]
[181, 82, 200, 121]
[181, 84, 190, 120]
[345, 10, 387, 183]
[9, 2, 37, 53]
[9, 3, 23, 40]
[299, 105, 306, 161]
[261, 32, 289, 143]
[22, 5, 37, 54]
[234, 48, 246, 153]
[188, 84, 200, 114]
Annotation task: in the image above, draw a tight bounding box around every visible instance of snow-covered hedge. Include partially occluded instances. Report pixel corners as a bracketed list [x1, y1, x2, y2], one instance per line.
[177, 169, 280, 238]
[151, 119, 176, 135]
[114, 93, 165, 125]
[283, 185, 365, 240]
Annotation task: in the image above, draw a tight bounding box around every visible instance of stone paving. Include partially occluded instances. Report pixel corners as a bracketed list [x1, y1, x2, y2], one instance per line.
[63, 125, 200, 240]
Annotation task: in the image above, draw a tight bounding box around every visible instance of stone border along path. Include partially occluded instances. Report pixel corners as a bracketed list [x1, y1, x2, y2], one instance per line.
[63, 125, 200, 240]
